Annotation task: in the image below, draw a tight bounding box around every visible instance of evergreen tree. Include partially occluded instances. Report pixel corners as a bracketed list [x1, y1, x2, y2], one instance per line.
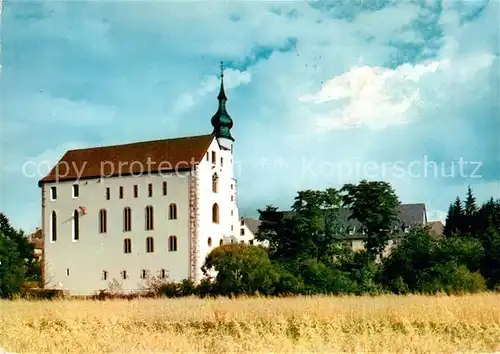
[444, 197, 464, 237]
[464, 185, 478, 234]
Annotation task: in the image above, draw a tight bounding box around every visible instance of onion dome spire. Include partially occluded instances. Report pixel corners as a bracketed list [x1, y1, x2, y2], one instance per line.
[211, 61, 234, 147]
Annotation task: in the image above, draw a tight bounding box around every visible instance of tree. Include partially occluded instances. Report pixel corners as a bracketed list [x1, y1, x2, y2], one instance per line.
[464, 185, 478, 234]
[444, 197, 464, 237]
[481, 221, 500, 288]
[0, 230, 26, 298]
[256, 189, 345, 263]
[291, 188, 344, 262]
[201, 244, 279, 296]
[341, 180, 400, 260]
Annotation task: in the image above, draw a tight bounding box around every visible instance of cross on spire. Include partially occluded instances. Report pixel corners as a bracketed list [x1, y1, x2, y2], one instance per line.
[220, 61, 224, 79]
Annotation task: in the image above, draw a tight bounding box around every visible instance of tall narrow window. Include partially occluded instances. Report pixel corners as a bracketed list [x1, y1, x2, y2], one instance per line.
[66, 268, 70, 276]
[240, 228, 245, 236]
[160, 269, 167, 279]
[133, 185, 138, 198]
[145, 205, 154, 230]
[51, 211, 57, 242]
[124, 238, 132, 254]
[102, 270, 108, 280]
[121, 270, 127, 280]
[211, 151, 216, 164]
[212, 173, 218, 193]
[50, 186, 57, 200]
[106, 187, 110, 200]
[73, 209, 79, 241]
[219, 239, 223, 246]
[220, 157, 223, 166]
[99, 209, 107, 233]
[141, 269, 149, 279]
[208, 237, 212, 247]
[168, 236, 177, 252]
[148, 183, 153, 197]
[206, 152, 209, 161]
[146, 237, 154, 253]
[72, 184, 79, 198]
[162, 181, 168, 196]
[212, 203, 219, 224]
[169, 203, 177, 220]
[119, 186, 124, 199]
[123, 207, 132, 232]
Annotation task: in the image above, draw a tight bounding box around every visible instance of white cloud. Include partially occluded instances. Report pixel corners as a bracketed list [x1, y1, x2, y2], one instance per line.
[299, 60, 445, 130]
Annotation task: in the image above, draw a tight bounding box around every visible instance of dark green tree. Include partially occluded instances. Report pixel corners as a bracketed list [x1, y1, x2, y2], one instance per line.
[481, 221, 500, 288]
[340, 180, 400, 260]
[0, 230, 26, 298]
[464, 185, 478, 234]
[444, 197, 464, 237]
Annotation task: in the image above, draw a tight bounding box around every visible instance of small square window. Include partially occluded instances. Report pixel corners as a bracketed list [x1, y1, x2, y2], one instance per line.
[249, 240, 254, 245]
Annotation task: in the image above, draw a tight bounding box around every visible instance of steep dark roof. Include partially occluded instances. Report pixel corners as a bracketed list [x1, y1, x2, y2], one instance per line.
[39, 134, 214, 185]
[242, 217, 262, 235]
[259, 203, 427, 239]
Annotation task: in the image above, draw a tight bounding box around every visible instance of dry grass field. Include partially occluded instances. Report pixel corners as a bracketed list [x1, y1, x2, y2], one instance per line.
[1, 293, 499, 353]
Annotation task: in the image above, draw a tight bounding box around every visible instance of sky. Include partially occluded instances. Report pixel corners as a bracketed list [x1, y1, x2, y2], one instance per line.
[1, 0, 499, 233]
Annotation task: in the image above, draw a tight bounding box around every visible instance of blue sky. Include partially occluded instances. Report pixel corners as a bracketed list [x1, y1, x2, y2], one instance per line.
[1, 0, 499, 232]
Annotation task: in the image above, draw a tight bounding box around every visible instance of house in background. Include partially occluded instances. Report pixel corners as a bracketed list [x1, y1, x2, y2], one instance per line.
[27, 227, 43, 262]
[38, 67, 242, 296]
[258, 203, 430, 259]
[426, 220, 444, 237]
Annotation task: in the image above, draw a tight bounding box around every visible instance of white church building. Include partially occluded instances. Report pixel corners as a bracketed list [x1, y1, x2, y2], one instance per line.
[38, 65, 250, 296]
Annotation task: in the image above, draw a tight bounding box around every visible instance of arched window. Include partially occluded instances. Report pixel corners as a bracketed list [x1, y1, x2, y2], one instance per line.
[99, 209, 107, 233]
[145, 205, 154, 230]
[169, 203, 177, 220]
[212, 173, 218, 193]
[124, 238, 132, 254]
[207, 237, 212, 247]
[51, 211, 57, 242]
[73, 209, 79, 241]
[212, 203, 219, 224]
[168, 236, 177, 252]
[146, 237, 154, 253]
[124, 207, 132, 232]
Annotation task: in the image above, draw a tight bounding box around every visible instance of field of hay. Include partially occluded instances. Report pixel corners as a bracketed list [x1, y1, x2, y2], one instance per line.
[1, 293, 499, 353]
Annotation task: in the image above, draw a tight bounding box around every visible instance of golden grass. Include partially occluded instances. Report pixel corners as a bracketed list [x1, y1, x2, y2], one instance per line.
[1, 293, 499, 353]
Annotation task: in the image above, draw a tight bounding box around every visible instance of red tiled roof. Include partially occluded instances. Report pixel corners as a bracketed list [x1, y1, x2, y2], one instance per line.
[39, 134, 214, 185]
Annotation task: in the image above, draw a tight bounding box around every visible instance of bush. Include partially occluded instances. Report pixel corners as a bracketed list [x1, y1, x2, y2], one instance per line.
[416, 261, 487, 295]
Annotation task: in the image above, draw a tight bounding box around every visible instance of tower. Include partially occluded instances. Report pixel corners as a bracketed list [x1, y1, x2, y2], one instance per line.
[211, 62, 234, 151]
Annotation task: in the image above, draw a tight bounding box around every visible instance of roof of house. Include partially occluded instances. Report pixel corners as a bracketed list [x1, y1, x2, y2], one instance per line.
[27, 228, 43, 249]
[39, 134, 214, 185]
[258, 203, 427, 240]
[427, 220, 444, 236]
[242, 217, 262, 235]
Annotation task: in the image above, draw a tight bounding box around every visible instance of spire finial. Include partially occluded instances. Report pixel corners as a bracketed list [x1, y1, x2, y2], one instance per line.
[220, 61, 224, 79]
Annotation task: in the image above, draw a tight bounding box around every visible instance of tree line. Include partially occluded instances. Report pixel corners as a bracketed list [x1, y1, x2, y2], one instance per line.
[194, 181, 499, 297]
[0, 180, 499, 299]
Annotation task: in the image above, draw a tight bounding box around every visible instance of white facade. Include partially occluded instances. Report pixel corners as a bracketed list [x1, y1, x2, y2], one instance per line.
[42, 137, 241, 296]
